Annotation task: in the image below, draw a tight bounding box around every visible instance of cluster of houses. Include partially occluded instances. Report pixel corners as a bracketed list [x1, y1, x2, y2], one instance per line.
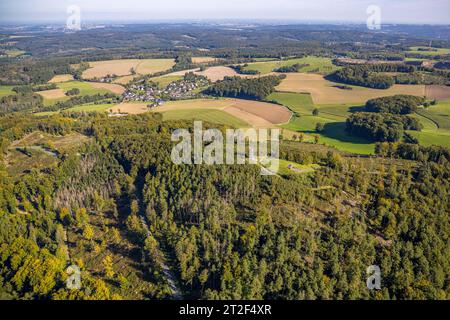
[163, 76, 209, 99]
[122, 74, 210, 107]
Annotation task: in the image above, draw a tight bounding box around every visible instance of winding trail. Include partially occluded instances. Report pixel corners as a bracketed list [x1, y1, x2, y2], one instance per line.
[134, 173, 183, 300]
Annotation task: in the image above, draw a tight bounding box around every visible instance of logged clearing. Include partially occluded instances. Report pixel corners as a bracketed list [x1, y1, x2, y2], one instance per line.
[6, 131, 90, 176]
[48, 74, 74, 83]
[36, 89, 67, 100]
[425, 85, 450, 101]
[82, 59, 175, 79]
[90, 82, 126, 94]
[276, 73, 426, 104]
[192, 57, 217, 64]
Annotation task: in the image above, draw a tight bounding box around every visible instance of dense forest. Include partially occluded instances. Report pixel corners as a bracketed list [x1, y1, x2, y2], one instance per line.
[329, 65, 395, 89]
[365, 95, 425, 115]
[0, 111, 448, 300]
[204, 75, 285, 100]
[346, 112, 422, 142]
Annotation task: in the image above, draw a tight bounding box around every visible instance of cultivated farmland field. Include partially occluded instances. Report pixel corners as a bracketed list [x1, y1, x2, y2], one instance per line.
[155, 66, 262, 82]
[82, 59, 175, 79]
[37, 81, 125, 105]
[161, 109, 249, 127]
[192, 57, 217, 64]
[145, 99, 292, 128]
[48, 74, 74, 83]
[425, 85, 450, 101]
[195, 66, 253, 82]
[276, 73, 427, 104]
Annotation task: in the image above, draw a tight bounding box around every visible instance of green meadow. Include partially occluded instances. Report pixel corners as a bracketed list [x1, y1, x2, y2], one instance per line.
[269, 91, 375, 154]
[244, 56, 339, 75]
[408, 47, 450, 57]
[160, 109, 249, 128]
[41, 81, 114, 106]
[151, 75, 183, 88]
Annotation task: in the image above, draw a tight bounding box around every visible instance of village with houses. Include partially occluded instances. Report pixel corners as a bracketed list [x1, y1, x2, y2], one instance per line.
[122, 72, 211, 108]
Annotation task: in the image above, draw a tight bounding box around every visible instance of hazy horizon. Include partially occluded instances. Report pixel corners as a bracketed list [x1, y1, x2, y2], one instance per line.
[1, 0, 449, 25]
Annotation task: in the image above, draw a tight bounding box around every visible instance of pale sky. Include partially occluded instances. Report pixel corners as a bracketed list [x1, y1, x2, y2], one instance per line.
[1, 0, 449, 24]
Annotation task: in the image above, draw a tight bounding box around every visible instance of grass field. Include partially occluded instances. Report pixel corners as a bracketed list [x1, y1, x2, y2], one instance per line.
[34, 101, 118, 116]
[159, 99, 291, 127]
[0, 85, 14, 98]
[82, 59, 175, 79]
[161, 109, 249, 127]
[267, 92, 315, 114]
[408, 129, 450, 147]
[37, 81, 124, 105]
[417, 101, 450, 130]
[150, 75, 183, 88]
[408, 47, 450, 56]
[408, 102, 450, 147]
[269, 91, 375, 154]
[243, 56, 338, 75]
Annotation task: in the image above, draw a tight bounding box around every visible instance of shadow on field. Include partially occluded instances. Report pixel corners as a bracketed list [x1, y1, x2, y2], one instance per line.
[348, 105, 366, 113]
[305, 122, 373, 145]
